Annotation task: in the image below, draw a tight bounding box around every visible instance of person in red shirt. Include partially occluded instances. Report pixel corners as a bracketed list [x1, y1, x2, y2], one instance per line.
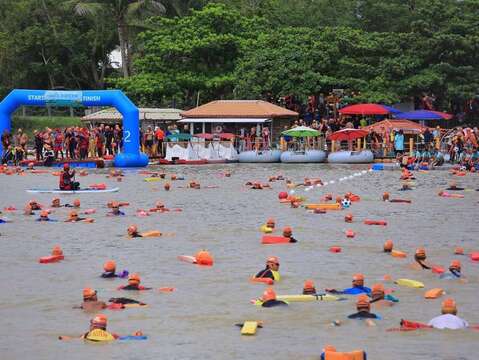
[155, 126, 165, 157]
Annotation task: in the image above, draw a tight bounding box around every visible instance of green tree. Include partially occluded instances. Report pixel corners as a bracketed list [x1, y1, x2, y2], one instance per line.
[69, 0, 167, 78]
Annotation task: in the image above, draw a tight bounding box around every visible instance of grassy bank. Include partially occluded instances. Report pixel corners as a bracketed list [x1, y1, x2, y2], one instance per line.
[11, 116, 82, 138]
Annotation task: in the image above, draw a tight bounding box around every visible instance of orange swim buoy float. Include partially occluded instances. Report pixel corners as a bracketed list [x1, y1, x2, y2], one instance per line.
[262, 235, 290, 244]
[391, 250, 407, 258]
[364, 219, 387, 226]
[195, 250, 214, 266]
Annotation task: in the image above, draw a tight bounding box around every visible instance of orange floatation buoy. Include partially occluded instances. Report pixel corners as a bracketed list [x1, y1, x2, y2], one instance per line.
[195, 250, 214, 266]
[39, 245, 64, 264]
[344, 213, 353, 223]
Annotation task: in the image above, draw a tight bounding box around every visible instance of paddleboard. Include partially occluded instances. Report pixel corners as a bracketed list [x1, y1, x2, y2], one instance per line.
[26, 187, 119, 194]
[241, 321, 258, 335]
[143, 177, 162, 182]
[395, 278, 424, 288]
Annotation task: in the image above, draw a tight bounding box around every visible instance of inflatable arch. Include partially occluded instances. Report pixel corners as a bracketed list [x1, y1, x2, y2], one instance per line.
[0, 89, 148, 167]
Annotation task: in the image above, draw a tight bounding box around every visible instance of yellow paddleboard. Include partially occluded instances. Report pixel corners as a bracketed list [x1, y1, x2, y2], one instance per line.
[241, 321, 258, 335]
[144, 177, 162, 182]
[304, 203, 341, 210]
[395, 278, 424, 288]
[276, 294, 340, 302]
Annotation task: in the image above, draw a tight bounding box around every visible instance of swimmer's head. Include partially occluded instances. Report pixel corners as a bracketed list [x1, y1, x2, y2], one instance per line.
[371, 283, 385, 300]
[383, 239, 393, 253]
[356, 294, 370, 312]
[262, 287, 276, 302]
[128, 273, 141, 286]
[103, 260, 116, 273]
[441, 298, 457, 315]
[382, 192, 390, 201]
[415, 247, 426, 261]
[352, 273, 365, 287]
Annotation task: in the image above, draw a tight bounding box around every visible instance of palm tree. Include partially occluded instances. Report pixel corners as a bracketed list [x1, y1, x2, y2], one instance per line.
[69, 0, 166, 78]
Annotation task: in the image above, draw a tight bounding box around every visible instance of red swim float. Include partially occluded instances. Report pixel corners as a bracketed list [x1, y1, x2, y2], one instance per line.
[261, 235, 290, 244]
[250, 277, 274, 285]
[39, 255, 64, 264]
[329, 246, 342, 253]
[470, 252, 479, 261]
[364, 219, 387, 226]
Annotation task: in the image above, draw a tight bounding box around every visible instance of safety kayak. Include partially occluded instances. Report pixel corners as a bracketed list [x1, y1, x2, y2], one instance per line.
[26, 187, 119, 194]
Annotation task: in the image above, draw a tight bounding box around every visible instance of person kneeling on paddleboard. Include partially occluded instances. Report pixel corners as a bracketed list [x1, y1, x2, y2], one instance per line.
[348, 295, 380, 320]
[75, 288, 107, 312]
[255, 256, 281, 281]
[428, 298, 468, 329]
[59, 163, 79, 191]
[118, 273, 152, 291]
[261, 288, 288, 308]
[326, 273, 371, 295]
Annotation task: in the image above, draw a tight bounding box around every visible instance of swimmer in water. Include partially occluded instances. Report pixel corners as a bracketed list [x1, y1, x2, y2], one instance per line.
[344, 213, 353, 223]
[440, 260, 463, 280]
[260, 287, 288, 308]
[127, 225, 142, 238]
[348, 295, 380, 320]
[65, 199, 81, 208]
[282, 227, 298, 243]
[76, 288, 107, 312]
[65, 211, 87, 222]
[101, 260, 128, 278]
[399, 182, 413, 191]
[36, 210, 56, 222]
[118, 273, 152, 291]
[428, 298, 468, 329]
[81, 314, 118, 340]
[28, 200, 42, 211]
[412, 247, 431, 270]
[369, 284, 395, 308]
[383, 239, 393, 253]
[51, 198, 61, 208]
[107, 202, 125, 216]
[445, 181, 464, 191]
[302, 279, 317, 295]
[255, 256, 281, 281]
[265, 218, 275, 231]
[326, 273, 371, 295]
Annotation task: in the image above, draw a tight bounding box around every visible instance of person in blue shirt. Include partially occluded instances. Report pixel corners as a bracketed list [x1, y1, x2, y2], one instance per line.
[107, 202, 125, 216]
[325, 273, 371, 295]
[394, 129, 404, 155]
[440, 260, 462, 280]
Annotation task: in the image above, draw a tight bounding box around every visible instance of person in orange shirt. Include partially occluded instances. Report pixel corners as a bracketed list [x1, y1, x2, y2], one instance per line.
[155, 126, 165, 157]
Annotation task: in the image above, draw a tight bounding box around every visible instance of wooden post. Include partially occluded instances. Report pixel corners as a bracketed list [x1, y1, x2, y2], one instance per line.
[363, 136, 367, 149]
[357, 138, 361, 150]
[383, 137, 387, 157]
[331, 140, 335, 152]
[409, 138, 414, 156]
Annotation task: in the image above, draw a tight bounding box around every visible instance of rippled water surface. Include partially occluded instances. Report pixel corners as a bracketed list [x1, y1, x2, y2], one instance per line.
[0, 164, 478, 360]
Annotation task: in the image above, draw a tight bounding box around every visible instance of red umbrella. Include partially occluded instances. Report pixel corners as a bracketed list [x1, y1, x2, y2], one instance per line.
[339, 104, 395, 115]
[327, 128, 369, 141]
[194, 133, 213, 140]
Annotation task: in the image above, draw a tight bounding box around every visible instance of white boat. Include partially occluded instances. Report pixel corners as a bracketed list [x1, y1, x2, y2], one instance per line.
[238, 150, 281, 163]
[26, 187, 120, 194]
[280, 150, 327, 163]
[327, 150, 374, 163]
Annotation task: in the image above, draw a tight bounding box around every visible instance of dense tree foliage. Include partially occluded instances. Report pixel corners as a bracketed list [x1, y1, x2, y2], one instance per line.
[1, 0, 478, 113]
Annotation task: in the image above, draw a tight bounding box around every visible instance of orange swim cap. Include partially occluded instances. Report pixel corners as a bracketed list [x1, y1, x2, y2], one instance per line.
[40, 210, 49, 218]
[353, 273, 364, 281]
[69, 210, 78, 219]
[83, 287, 97, 299]
[441, 298, 457, 315]
[335, 196, 342, 204]
[73, 199, 80, 207]
[282, 227, 292, 237]
[128, 273, 141, 284]
[91, 313, 107, 326]
[155, 201, 165, 209]
[303, 279, 316, 291]
[384, 239, 393, 252]
[323, 345, 337, 352]
[195, 250, 214, 266]
[415, 248, 426, 261]
[450, 260, 461, 270]
[267, 256, 279, 264]
[171, 174, 177, 180]
[127, 224, 138, 234]
[104, 260, 116, 272]
[164, 182, 171, 191]
[344, 213, 353, 222]
[383, 192, 390, 201]
[454, 247, 464, 255]
[325, 193, 333, 201]
[266, 218, 275, 227]
[356, 294, 370, 310]
[51, 246, 63, 256]
[111, 201, 120, 208]
[262, 287, 276, 302]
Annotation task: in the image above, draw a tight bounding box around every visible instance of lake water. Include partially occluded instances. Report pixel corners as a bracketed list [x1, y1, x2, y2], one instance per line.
[0, 164, 478, 359]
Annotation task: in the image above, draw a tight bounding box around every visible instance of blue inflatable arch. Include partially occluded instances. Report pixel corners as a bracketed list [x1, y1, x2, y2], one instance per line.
[0, 89, 148, 167]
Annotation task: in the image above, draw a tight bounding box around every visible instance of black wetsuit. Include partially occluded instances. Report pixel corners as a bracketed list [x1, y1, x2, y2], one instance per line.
[262, 300, 288, 308]
[255, 268, 274, 280]
[101, 272, 117, 278]
[119, 284, 151, 290]
[347, 311, 379, 319]
[446, 187, 465, 191]
[109, 297, 144, 305]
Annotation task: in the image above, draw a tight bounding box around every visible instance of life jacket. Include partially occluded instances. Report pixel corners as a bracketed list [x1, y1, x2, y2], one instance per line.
[271, 270, 281, 281]
[84, 328, 115, 342]
[323, 350, 366, 360]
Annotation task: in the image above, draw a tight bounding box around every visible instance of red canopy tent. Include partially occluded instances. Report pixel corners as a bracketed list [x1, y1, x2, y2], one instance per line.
[363, 119, 428, 135]
[339, 104, 397, 116]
